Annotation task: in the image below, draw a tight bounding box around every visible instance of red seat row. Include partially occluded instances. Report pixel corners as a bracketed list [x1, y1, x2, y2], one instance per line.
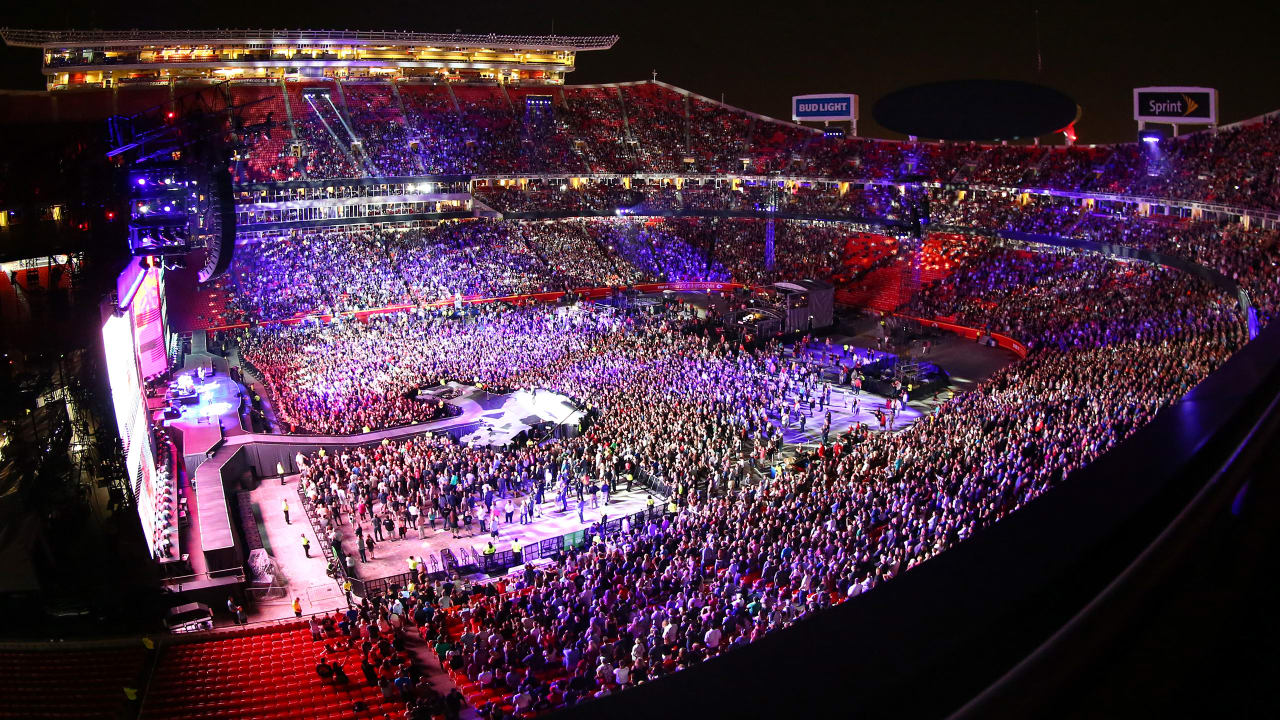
[140, 623, 411, 720]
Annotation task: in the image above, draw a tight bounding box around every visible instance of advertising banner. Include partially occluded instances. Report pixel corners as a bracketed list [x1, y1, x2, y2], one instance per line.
[793, 93, 858, 122]
[1133, 87, 1217, 125]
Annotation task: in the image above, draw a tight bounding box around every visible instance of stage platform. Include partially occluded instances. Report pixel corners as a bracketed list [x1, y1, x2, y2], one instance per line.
[163, 347, 251, 466]
[340, 486, 650, 582]
[458, 388, 586, 447]
[775, 326, 1019, 445]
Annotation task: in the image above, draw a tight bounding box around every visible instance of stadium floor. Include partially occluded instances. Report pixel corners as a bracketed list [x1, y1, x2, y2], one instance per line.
[237, 321, 1016, 624]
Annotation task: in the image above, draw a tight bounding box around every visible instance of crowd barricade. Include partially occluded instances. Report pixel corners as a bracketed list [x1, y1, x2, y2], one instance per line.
[358, 570, 411, 599]
[892, 312, 1029, 359]
[439, 547, 458, 576]
[456, 546, 481, 574]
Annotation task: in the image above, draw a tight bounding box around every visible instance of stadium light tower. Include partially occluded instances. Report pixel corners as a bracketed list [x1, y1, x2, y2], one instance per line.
[764, 173, 779, 271]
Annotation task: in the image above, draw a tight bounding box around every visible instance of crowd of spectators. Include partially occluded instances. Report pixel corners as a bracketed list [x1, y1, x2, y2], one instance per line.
[228, 223, 567, 322]
[222, 188, 1280, 342]
[237, 305, 609, 435]
[343, 81, 422, 176]
[287, 84, 365, 179]
[230, 80, 1280, 214]
[306, 590, 467, 720]
[226, 219, 759, 324]
[224, 216, 916, 332]
[206, 80, 1280, 714]
[276, 242, 1248, 715]
[293, 302, 774, 536]
[1069, 213, 1280, 325]
[906, 248, 1236, 348]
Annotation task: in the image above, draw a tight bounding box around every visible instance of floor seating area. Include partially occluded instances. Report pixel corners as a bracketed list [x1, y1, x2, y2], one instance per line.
[0, 646, 146, 720]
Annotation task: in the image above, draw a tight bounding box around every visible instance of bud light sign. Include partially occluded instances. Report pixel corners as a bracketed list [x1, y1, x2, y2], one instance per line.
[1133, 87, 1216, 125]
[792, 93, 858, 122]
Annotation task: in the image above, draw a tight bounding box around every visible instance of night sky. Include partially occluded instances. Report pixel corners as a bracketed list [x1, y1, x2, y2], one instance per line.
[1, 1, 1277, 144]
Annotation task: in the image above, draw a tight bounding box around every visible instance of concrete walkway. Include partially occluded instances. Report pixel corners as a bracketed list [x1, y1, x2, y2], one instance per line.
[244, 477, 348, 623]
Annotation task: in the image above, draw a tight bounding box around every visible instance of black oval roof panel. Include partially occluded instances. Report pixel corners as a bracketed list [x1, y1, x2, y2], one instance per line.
[873, 80, 1078, 141]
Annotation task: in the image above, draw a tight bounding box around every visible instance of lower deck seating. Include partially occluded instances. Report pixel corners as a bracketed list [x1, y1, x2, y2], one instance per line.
[0, 647, 146, 719]
[837, 265, 908, 312]
[140, 621, 408, 720]
[182, 283, 237, 332]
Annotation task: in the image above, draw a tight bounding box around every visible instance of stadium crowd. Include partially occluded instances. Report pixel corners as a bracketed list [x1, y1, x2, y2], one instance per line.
[229, 81, 1280, 215]
[225, 216, 917, 330]
[273, 243, 1245, 715]
[229, 223, 582, 322]
[215, 128, 1280, 715]
[227, 219, 748, 325]
[170, 66, 1280, 720]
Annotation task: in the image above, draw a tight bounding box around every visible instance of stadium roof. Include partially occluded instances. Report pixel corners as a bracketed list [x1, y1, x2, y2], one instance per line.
[0, 28, 620, 53]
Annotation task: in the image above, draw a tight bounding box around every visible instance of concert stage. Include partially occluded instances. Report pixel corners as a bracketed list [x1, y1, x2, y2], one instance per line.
[161, 369, 243, 469]
[859, 355, 951, 400]
[458, 388, 587, 447]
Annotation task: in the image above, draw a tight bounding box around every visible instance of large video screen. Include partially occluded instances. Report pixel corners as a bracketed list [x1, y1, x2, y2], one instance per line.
[132, 266, 167, 378]
[102, 313, 142, 447]
[103, 301, 160, 556]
